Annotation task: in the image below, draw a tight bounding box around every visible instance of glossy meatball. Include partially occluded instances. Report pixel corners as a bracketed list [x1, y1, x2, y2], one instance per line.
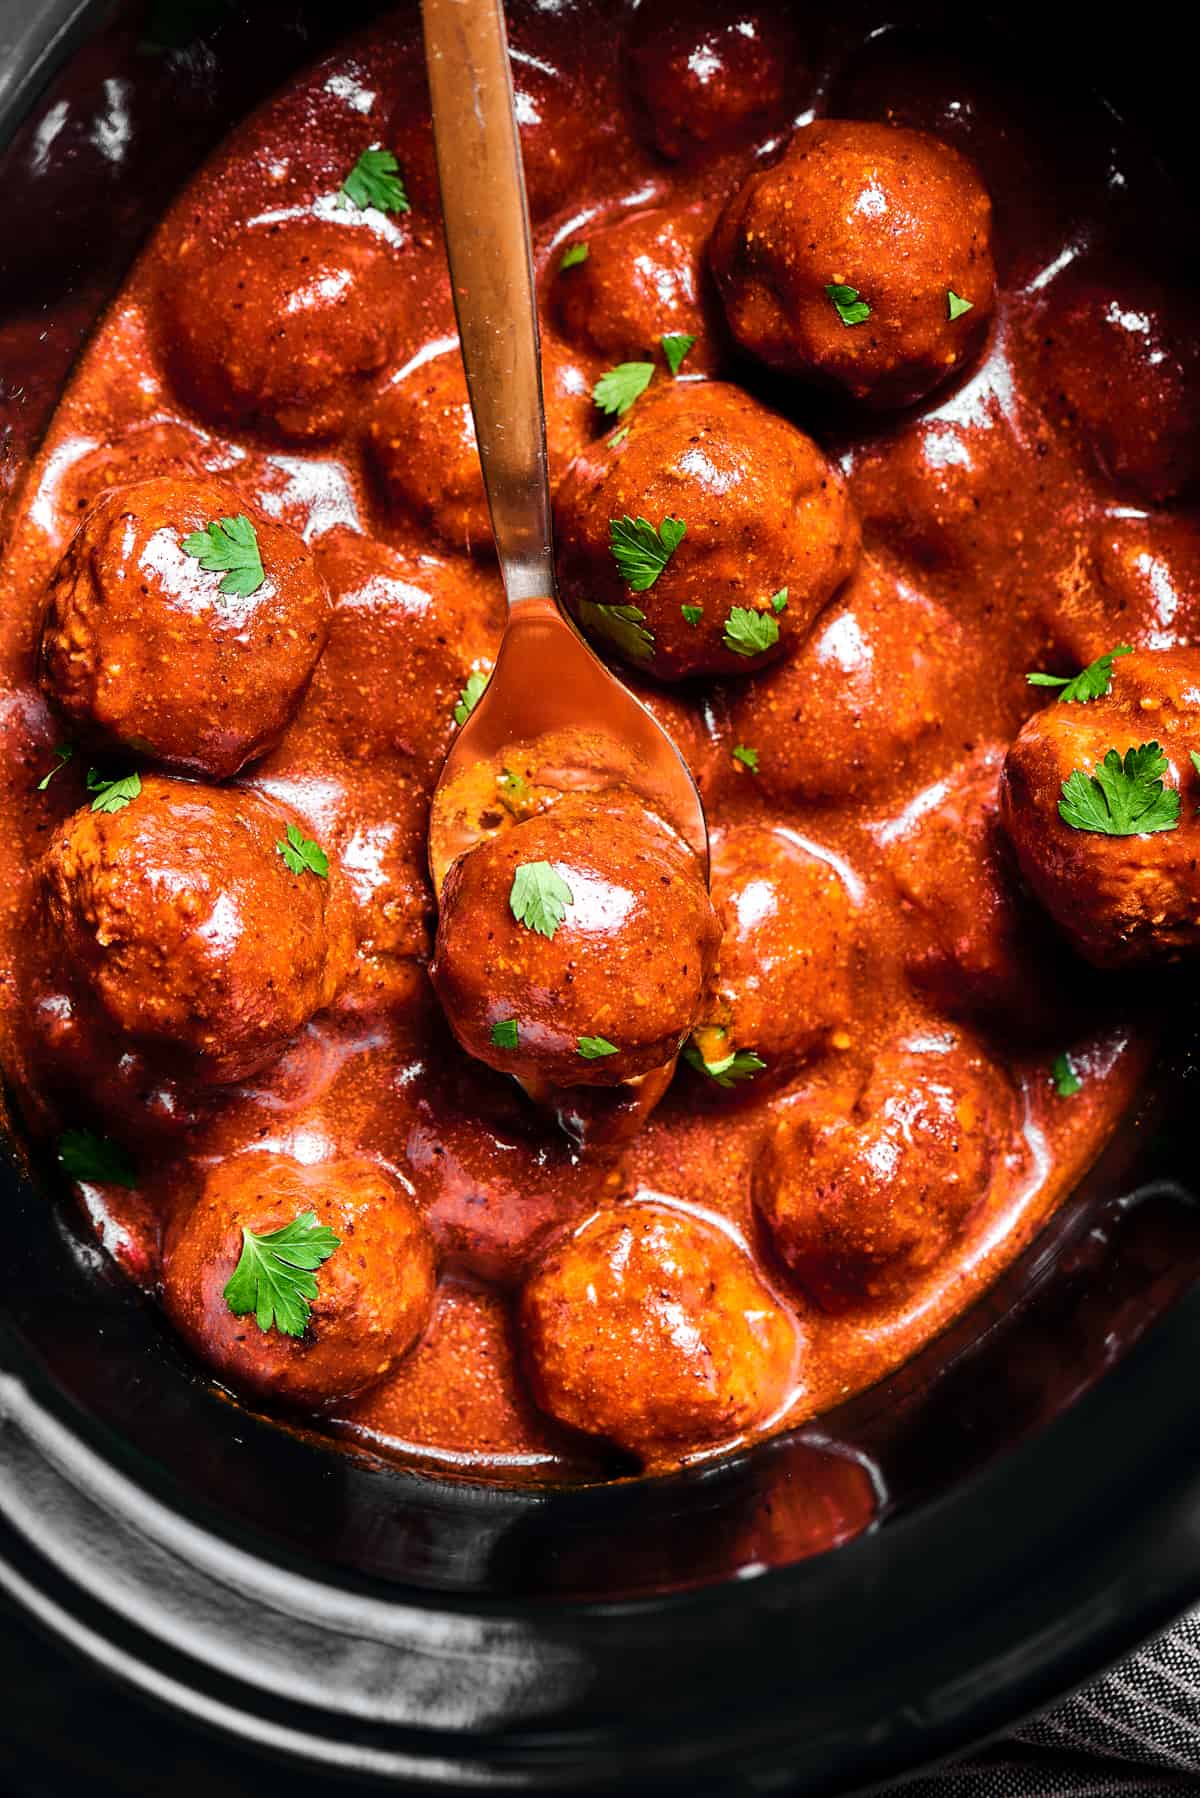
[1046, 513, 1200, 666]
[431, 790, 720, 1089]
[725, 555, 965, 805]
[39, 477, 330, 780]
[883, 744, 1065, 1034]
[520, 1203, 796, 1461]
[1028, 272, 1200, 502]
[555, 381, 858, 680]
[1002, 649, 1200, 967]
[626, 0, 809, 162]
[158, 218, 404, 441]
[710, 120, 996, 407]
[754, 1043, 1015, 1310]
[368, 347, 491, 552]
[164, 1153, 435, 1409]
[697, 824, 859, 1071]
[554, 201, 722, 372]
[42, 776, 354, 1084]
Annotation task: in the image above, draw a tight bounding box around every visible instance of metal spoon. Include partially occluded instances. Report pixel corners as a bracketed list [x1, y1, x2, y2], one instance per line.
[421, 0, 707, 896]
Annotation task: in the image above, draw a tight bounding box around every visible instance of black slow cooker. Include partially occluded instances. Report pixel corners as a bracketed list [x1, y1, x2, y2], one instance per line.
[3, 3, 1200, 1790]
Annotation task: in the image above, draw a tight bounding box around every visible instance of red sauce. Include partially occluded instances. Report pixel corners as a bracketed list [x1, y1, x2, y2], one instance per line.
[0, 0, 1187, 1485]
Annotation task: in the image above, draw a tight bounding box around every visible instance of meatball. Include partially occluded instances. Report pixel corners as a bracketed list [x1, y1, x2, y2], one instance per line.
[725, 555, 965, 805]
[430, 790, 720, 1089]
[164, 1153, 435, 1409]
[1001, 649, 1200, 967]
[882, 744, 1066, 1035]
[39, 477, 330, 780]
[520, 1203, 796, 1461]
[158, 218, 404, 441]
[42, 776, 354, 1084]
[697, 824, 859, 1071]
[710, 120, 996, 407]
[554, 201, 722, 372]
[1028, 272, 1200, 503]
[1046, 513, 1200, 666]
[555, 381, 858, 680]
[754, 1043, 1015, 1310]
[626, 0, 809, 162]
[367, 347, 491, 552]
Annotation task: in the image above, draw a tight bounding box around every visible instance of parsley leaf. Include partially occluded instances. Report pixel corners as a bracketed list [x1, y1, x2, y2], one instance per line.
[37, 743, 73, 791]
[498, 768, 528, 805]
[340, 146, 410, 215]
[559, 242, 588, 271]
[491, 1018, 519, 1050]
[579, 599, 655, 662]
[681, 604, 703, 627]
[1027, 644, 1133, 705]
[723, 606, 780, 658]
[683, 1042, 766, 1088]
[57, 1128, 136, 1188]
[661, 332, 696, 375]
[609, 514, 686, 591]
[594, 361, 655, 417]
[510, 861, 573, 939]
[1058, 741, 1181, 836]
[86, 769, 141, 814]
[223, 1211, 341, 1338]
[826, 283, 871, 326]
[1191, 750, 1200, 787]
[578, 1035, 618, 1059]
[181, 513, 265, 598]
[276, 822, 329, 878]
[947, 290, 974, 321]
[1052, 1052, 1082, 1097]
[732, 743, 759, 772]
[454, 668, 489, 726]
[609, 425, 631, 448]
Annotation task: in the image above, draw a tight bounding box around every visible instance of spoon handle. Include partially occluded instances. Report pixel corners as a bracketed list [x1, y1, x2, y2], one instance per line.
[422, 0, 554, 607]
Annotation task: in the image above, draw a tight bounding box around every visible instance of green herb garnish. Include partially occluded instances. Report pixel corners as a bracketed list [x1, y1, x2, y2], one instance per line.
[86, 769, 141, 814]
[609, 514, 686, 591]
[579, 600, 655, 662]
[340, 146, 409, 214]
[223, 1211, 341, 1337]
[947, 290, 974, 321]
[770, 588, 788, 614]
[1027, 644, 1133, 705]
[681, 604, 703, 627]
[723, 606, 779, 659]
[509, 861, 573, 939]
[1058, 742, 1180, 837]
[559, 242, 588, 271]
[276, 822, 329, 878]
[577, 1035, 618, 1059]
[683, 1042, 766, 1088]
[57, 1128, 136, 1188]
[732, 744, 759, 772]
[593, 361, 655, 417]
[1052, 1052, 1082, 1097]
[491, 1018, 519, 1050]
[661, 332, 696, 375]
[454, 668, 489, 726]
[37, 743, 73, 791]
[826, 283, 870, 326]
[181, 513, 265, 598]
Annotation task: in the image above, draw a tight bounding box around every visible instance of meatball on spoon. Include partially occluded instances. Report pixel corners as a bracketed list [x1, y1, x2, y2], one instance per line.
[421, 0, 707, 893]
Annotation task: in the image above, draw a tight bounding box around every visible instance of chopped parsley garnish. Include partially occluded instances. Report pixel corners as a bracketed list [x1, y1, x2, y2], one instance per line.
[559, 242, 588, 271]
[609, 425, 631, 448]
[87, 769, 141, 814]
[661, 332, 696, 375]
[593, 361, 655, 417]
[57, 1128, 136, 1188]
[732, 743, 759, 772]
[1027, 644, 1133, 705]
[37, 743, 73, 791]
[223, 1211, 341, 1338]
[1052, 1052, 1082, 1097]
[491, 1018, 519, 1050]
[1191, 750, 1200, 787]
[770, 588, 789, 613]
[1059, 741, 1180, 837]
[947, 290, 974, 321]
[826, 283, 871, 326]
[578, 1035, 618, 1059]
[498, 768, 528, 804]
[723, 606, 780, 659]
[579, 599, 655, 662]
[340, 146, 410, 215]
[276, 822, 329, 878]
[681, 604, 703, 627]
[181, 513, 265, 598]
[510, 861, 573, 939]
[454, 668, 489, 726]
[609, 514, 686, 591]
[683, 1041, 766, 1088]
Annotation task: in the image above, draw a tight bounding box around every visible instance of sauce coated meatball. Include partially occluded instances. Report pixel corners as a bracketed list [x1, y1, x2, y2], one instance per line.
[626, 0, 808, 162]
[164, 1153, 436, 1408]
[1046, 513, 1200, 666]
[158, 219, 403, 441]
[39, 477, 330, 780]
[368, 348, 492, 552]
[1002, 649, 1200, 967]
[725, 555, 965, 805]
[697, 824, 859, 1072]
[520, 1203, 796, 1462]
[754, 1043, 1016, 1311]
[555, 381, 858, 680]
[710, 120, 996, 407]
[42, 776, 354, 1084]
[431, 791, 720, 1089]
[554, 201, 722, 372]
